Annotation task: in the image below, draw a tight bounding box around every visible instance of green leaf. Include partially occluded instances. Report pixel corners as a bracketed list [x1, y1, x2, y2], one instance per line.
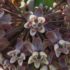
[35, 0, 54, 7]
[34, 0, 44, 6]
[44, 0, 54, 7]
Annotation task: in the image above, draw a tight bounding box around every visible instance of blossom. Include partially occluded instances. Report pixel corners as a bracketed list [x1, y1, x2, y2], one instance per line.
[19, 0, 34, 11]
[24, 14, 45, 36]
[46, 30, 70, 57]
[28, 52, 49, 69]
[2, 60, 10, 69]
[54, 40, 70, 57]
[7, 49, 26, 66]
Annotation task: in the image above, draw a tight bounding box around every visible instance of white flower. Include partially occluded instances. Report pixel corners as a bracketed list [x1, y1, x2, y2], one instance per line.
[28, 52, 49, 69]
[24, 14, 45, 36]
[7, 49, 26, 66]
[3, 60, 10, 69]
[19, 0, 25, 8]
[53, 2, 57, 7]
[54, 40, 70, 57]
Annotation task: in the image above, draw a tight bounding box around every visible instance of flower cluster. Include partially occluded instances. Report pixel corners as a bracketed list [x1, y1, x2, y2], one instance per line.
[0, 0, 70, 70]
[24, 14, 46, 36]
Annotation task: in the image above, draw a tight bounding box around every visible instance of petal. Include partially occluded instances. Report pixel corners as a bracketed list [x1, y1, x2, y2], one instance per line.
[32, 52, 38, 57]
[38, 26, 45, 33]
[28, 52, 38, 64]
[40, 66, 48, 70]
[40, 52, 47, 57]
[10, 56, 17, 63]
[3, 60, 10, 69]
[18, 53, 25, 66]
[40, 55, 49, 65]
[7, 49, 20, 57]
[38, 17, 45, 23]
[18, 53, 26, 66]
[20, 53, 26, 60]
[34, 62, 40, 69]
[43, 59, 49, 65]
[59, 40, 66, 45]
[30, 28, 36, 36]
[28, 56, 34, 64]
[54, 44, 61, 57]
[29, 15, 36, 21]
[19, 0, 25, 8]
[53, 2, 57, 7]
[24, 22, 30, 28]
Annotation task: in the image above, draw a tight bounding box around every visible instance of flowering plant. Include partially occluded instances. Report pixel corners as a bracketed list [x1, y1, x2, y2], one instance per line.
[0, 0, 70, 70]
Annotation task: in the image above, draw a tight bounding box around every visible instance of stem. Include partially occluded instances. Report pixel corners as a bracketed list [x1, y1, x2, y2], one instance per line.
[2, 8, 26, 22]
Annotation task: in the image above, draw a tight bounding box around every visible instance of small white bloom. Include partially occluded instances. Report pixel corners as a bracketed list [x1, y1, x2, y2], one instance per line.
[54, 44, 61, 57]
[18, 53, 26, 66]
[28, 52, 49, 69]
[38, 17, 45, 23]
[7, 49, 25, 66]
[29, 15, 37, 21]
[3, 60, 10, 69]
[53, 2, 57, 7]
[28, 52, 38, 64]
[54, 40, 70, 57]
[24, 14, 45, 36]
[19, 0, 25, 8]
[30, 28, 36, 36]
